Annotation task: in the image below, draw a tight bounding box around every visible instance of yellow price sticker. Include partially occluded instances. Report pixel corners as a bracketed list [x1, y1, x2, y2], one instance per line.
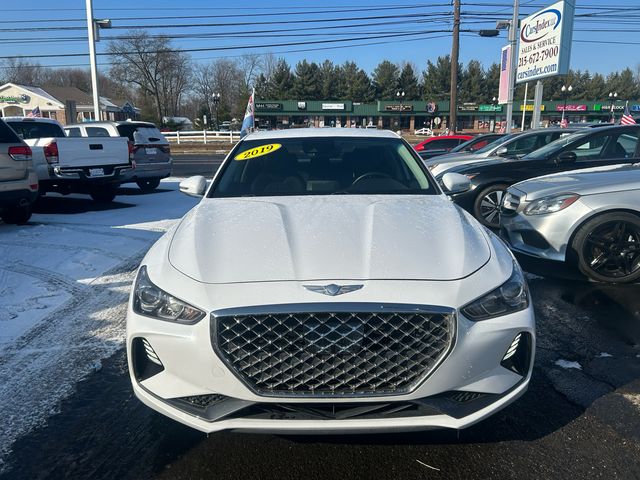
[234, 143, 282, 161]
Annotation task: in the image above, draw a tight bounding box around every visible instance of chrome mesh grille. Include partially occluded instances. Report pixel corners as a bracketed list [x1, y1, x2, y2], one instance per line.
[212, 305, 455, 397]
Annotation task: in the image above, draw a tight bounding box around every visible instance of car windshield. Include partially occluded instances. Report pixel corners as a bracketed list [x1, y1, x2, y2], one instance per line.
[450, 135, 500, 153]
[474, 133, 516, 154]
[522, 130, 591, 160]
[7, 121, 65, 139]
[209, 136, 438, 197]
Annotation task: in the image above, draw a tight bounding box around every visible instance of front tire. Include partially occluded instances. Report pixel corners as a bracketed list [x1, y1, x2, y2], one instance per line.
[90, 186, 117, 203]
[473, 183, 509, 229]
[572, 212, 640, 284]
[1, 205, 32, 224]
[136, 178, 161, 191]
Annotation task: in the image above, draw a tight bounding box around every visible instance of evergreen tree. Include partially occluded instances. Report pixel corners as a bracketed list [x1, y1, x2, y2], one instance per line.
[292, 60, 322, 99]
[320, 60, 340, 99]
[460, 60, 485, 103]
[484, 62, 500, 103]
[611, 68, 639, 100]
[397, 63, 420, 100]
[269, 59, 294, 99]
[422, 55, 459, 101]
[254, 73, 270, 99]
[372, 60, 400, 99]
[339, 61, 374, 102]
[585, 72, 607, 101]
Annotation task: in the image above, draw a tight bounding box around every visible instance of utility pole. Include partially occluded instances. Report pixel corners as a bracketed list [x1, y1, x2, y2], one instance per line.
[505, 0, 519, 133]
[449, 0, 460, 133]
[85, 0, 101, 121]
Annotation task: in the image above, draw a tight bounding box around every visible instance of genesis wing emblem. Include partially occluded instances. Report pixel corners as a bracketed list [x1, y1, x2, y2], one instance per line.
[303, 284, 364, 296]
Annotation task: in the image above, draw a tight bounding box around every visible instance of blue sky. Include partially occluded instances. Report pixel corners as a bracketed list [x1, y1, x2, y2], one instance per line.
[1, 0, 638, 77]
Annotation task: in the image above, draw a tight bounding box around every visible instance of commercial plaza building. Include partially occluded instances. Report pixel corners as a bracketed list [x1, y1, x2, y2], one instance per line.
[255, 99, 636, 132]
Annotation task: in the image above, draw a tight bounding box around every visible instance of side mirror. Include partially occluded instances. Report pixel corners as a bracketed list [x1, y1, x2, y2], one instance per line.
[556, 151, 577, 164]
[179, 175, 207, 197]
[495, 146, 509, 157]
[441, 172, 471, 195]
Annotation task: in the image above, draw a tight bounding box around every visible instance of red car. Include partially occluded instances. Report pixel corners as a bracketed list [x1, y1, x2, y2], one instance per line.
[413, 134, 474, 152]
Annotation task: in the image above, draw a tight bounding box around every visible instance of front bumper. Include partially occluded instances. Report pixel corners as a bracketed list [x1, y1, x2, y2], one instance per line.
[123, 160, 173, 181]
[500, 198, 593, 263]
[126, 276, 535, 433]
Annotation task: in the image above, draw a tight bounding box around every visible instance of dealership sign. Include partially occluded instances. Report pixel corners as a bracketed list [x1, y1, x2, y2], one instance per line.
[520, 104, 546, 111]
[516, 0, 575, 83]
[556, 104, 586, 111]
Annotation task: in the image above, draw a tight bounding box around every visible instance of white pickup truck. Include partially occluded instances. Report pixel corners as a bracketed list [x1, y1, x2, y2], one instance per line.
[5, 117, 132, 203]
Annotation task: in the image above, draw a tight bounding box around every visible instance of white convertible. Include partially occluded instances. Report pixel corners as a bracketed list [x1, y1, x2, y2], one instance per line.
[127, 129, 535, 433]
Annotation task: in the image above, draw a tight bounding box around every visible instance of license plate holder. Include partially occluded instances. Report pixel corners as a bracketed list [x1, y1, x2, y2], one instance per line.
[89, 168, 105, 177]
[145, 147, 157, 155]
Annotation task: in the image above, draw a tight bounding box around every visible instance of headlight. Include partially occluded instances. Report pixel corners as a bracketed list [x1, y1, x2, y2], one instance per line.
[461, 261, 529, 320]
[524, 193, 579, 215]
[133, 266, 205, 324]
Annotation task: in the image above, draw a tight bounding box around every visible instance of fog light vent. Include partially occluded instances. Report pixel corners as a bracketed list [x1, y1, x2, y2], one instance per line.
[500, 332, 532, 376]
[132, 337, 164, 381]
[450, 391, 484, 403]
[141, 338, 162, 366]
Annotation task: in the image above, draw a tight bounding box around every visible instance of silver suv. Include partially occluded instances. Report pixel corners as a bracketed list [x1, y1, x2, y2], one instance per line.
[0, 119, 38, 224]
[65, 121, 172, 191]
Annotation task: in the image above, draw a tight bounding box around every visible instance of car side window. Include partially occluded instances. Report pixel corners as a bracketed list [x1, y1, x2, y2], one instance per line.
[505, 135, 537, 154]
[424, 139, 459, 151]
[566, 131, 639, 161]
[85, 127, 110, 137]
[65, 127, 82, 137]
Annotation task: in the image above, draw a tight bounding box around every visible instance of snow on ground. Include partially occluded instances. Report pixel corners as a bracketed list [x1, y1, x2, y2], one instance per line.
[0, 179, 198, 469]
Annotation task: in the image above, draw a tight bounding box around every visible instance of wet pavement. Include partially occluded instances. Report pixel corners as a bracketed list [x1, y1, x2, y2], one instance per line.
[2, 265, 639, 480]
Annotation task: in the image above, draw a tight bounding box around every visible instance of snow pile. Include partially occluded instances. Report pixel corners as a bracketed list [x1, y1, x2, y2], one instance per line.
[0, 179, 198, 469]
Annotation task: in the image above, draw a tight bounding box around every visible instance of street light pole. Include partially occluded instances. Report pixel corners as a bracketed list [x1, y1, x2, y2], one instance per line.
[561, 85, 573, 124]
[449, 0, 461, 134]
[609, 91, 618, 123]
[212, 92, 221, 130]
[85, 0, 100, 121]
[396, 90, 405, 134]
[505, 0, 520, 133]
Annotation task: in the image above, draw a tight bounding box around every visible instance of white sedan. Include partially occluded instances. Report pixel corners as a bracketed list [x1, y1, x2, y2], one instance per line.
[127, 129, 535, 434]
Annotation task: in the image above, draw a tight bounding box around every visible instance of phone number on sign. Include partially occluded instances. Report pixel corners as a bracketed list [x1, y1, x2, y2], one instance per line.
[518, 46, 560, 68]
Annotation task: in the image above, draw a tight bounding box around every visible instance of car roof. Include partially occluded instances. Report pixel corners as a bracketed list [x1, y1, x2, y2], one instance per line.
[65, 121, 156, 128]
[3, 116, 61, 125]
[243, 128, 401, 140]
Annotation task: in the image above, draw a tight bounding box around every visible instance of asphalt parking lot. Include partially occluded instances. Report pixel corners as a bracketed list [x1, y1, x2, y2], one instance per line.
[0, 156, 638, 480]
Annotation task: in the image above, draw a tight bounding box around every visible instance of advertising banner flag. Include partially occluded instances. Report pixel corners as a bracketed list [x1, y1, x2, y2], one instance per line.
[516, 0, 575, 83]
[498, 45, 511, 105]
[240, 89, 255, 138]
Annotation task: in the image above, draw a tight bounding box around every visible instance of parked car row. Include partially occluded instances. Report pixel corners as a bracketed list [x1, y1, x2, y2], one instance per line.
[431, 125, 640, 284]
[0, 117, 172, 224]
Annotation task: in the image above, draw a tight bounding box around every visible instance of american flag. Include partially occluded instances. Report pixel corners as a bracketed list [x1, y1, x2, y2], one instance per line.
[620, 102, 637, 125]
[27, 106, 42, 118]
[560, 118, 568, 128]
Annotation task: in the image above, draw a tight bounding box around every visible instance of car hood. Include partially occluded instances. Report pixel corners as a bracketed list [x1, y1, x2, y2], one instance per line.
[425, 152, 484, 167]
[511, 163, 640, 200]
[431, 156, 510, 177]
[168, 195, 491, 283]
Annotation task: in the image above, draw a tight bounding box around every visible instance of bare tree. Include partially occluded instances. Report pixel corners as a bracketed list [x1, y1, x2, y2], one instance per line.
[1, 58, 45, 86]
[108, 31, 191, 122]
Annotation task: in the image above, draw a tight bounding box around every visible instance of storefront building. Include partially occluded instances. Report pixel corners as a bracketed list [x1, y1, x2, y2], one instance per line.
[0, 83, 139, 125]
[255, 99, 639, 132]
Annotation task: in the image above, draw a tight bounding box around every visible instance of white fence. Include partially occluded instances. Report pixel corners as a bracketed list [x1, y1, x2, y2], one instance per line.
[163, 130, 240, 144]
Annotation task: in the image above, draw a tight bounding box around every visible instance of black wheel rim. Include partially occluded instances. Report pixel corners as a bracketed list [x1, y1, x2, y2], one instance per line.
[583, 220, 640, 279]
[479, 189, 504, 226]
